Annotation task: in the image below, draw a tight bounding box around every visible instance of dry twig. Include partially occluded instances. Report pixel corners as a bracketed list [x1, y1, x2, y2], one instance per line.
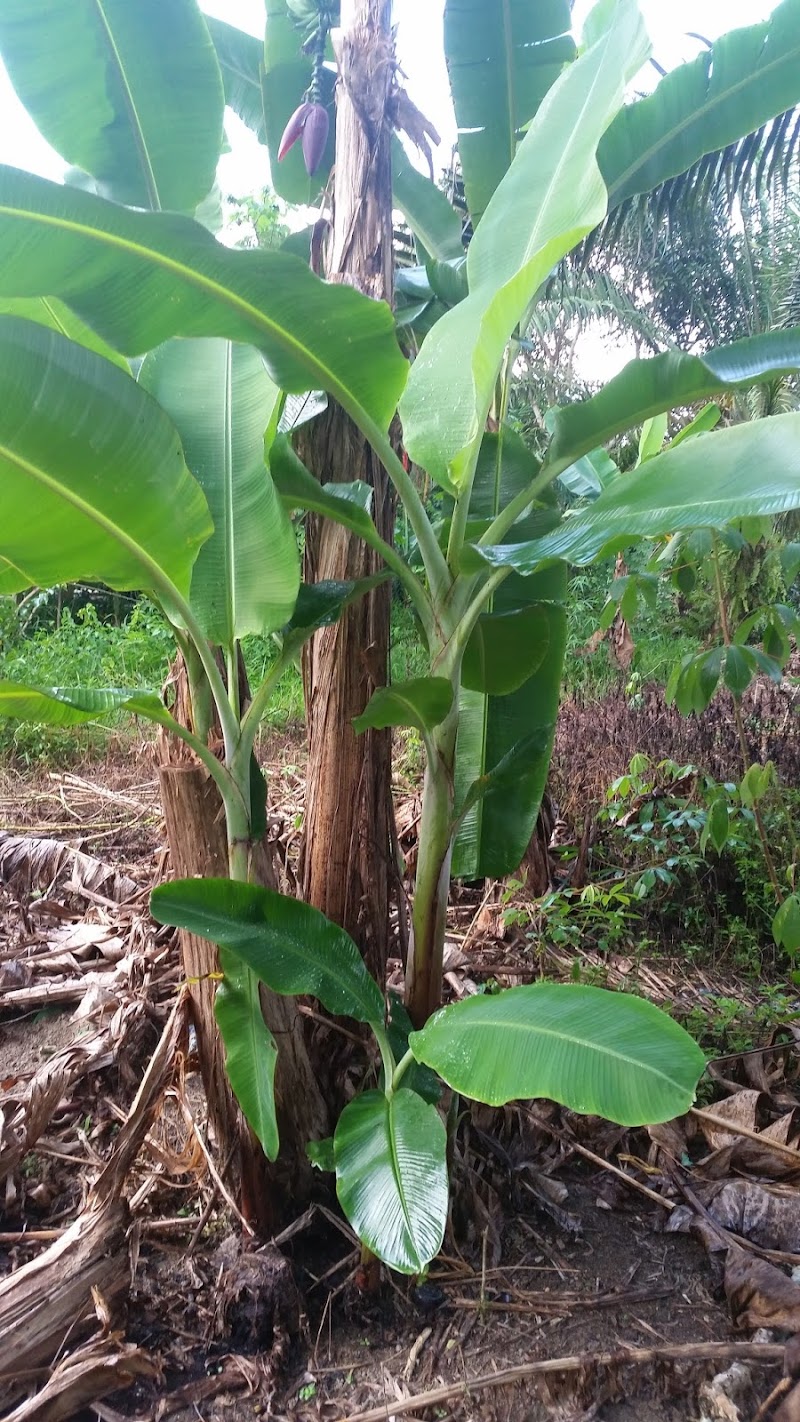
[344, 1342, 785, 1422]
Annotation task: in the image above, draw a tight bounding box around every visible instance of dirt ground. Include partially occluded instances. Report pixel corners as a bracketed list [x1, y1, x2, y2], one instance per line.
[1, 746, 799, 1421]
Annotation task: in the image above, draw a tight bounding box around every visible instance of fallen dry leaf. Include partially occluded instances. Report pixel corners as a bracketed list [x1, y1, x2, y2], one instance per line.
[0, 831, 138, 904]
[776, 1381, 800, 1422]
[698, 1360, 751, 1421]
[706, 1179, 800, 1253]
[696, 1090, 763, 1150]
[725, 1246, 800, 1331]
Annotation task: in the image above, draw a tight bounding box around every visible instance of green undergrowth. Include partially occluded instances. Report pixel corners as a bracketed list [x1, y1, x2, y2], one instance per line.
[0, 595, 429, 765]
[0, 556, 703, 766]
[0, 597, 303, 763]
[565, 561, 697, 702]
[0, 600, 173, 763]
[500, 755, 800, 1057]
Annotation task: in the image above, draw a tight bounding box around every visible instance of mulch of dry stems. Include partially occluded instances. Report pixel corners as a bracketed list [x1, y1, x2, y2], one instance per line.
[2, 742, 800, 1422]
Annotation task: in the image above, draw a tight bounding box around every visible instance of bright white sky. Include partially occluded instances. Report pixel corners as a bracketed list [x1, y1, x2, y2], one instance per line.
[0, 1, 781, 193]
[0, 1, 782, 379]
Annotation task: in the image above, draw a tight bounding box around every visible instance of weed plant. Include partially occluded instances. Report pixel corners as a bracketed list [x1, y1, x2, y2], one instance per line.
[565, 561, 697, 702]
[504, 753, 800, 1051]
[0, 599, 173, 761]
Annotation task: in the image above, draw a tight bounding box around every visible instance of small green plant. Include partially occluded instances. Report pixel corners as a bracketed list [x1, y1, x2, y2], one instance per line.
[527, 881, 641, 956]
[151, 875, 705, 1275]
[678, 986, 800, 1056]
[584, 752, 800, 974]
[21, 1153, 40, 1179]
[664, 519, 800, 965]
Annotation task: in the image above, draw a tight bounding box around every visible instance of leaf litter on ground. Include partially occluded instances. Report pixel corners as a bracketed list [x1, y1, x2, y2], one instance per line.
[0, 752, 799, 1420]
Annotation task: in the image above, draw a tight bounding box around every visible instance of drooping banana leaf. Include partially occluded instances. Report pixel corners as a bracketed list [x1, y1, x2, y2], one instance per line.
[0, 167, 407, 434]
[0, 684, 175, 729]
[205, 14, 267, 145]
[353, 678, 454, 738]
[139, 339, 299, 645]
[0, 315, 210, 598]
[215, 964, 280, 1160]
[150, 872, 387, 1159]
[468, 413, 800, 575]
[544, 327, 800, 477]
[271, 435, 376, 536]
[151, 877, 386, 1029]
[454, 624, 564, 880]
[443, 0, 576, 225]
[452, 430, 566, 880]
[391, 137, 464, 264]
[0, 0, 224, 212]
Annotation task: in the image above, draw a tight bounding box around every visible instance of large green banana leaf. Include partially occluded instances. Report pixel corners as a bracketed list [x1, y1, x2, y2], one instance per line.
[545, 327, 800, 476]
[150, 874, 387, 1156]
[150, 878, 386, 1031]
[391, 138, 464, 264]
[0, 316, 210, 598]
[409, 984, 706, 1126]
[601, 0, 800, 213]
[0, 297, 127, 370]
[443, 0, 576, 224]
[0, 685, 173, 729]
[399, 0, 649, 490]
[205, 14, 267, 145]
[469, 414, 800, 575]
[0, 0, 223, 213]
[452, 430, 566, 879]
[271, 436, 376, 537]
[0, 168, 406, 433]
[354, 679, 454, 738]
[334, 1090, 448, 1275]
[215, 961, 280, 1160]
[139, 339, 299, 645]
[454, 610, 565, 879]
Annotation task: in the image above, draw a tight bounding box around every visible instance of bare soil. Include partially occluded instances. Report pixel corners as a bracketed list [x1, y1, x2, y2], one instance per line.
[0, 744, 796, 1421]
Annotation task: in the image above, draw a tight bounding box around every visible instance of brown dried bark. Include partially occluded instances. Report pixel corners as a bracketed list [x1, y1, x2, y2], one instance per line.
[0, 1201, 130, 1411]
[5, 1337, 155, 1422]
[298, 0, 396, 987]
[0, 996, 185, 1410]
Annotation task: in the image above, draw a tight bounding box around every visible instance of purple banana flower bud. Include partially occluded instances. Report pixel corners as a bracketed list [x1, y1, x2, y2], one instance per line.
[278, 101, 313, 162]
[301, 103, 329, 177]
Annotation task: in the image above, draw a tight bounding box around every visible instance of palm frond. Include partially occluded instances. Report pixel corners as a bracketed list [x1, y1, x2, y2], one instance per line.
[598, 109, 800, 255]
[534, 267, 669, 354]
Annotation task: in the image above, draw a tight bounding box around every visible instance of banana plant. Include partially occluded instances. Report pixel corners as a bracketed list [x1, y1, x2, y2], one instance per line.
[0, 0, 404, 1160]
[0, 309, 388, 1154]
[150, 875, 706, 1274]
[2, 0, 800, 1268]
